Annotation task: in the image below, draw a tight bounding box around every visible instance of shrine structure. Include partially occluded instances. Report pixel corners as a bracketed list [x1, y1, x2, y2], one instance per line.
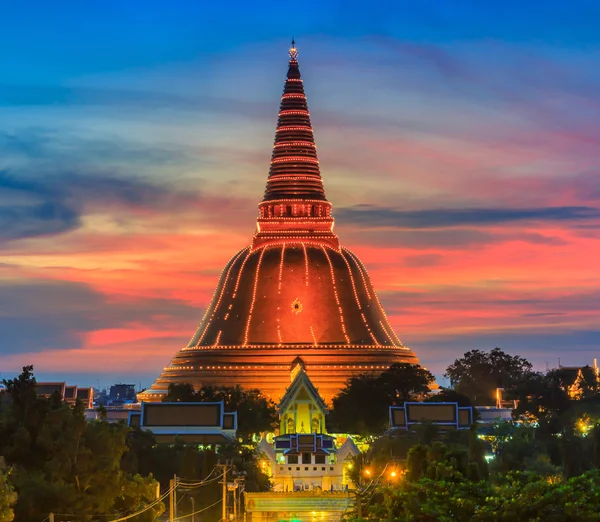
[140, 41, 418, 403]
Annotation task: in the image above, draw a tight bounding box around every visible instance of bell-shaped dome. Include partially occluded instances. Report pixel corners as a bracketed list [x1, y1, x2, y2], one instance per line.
[140, 42, 418, 404]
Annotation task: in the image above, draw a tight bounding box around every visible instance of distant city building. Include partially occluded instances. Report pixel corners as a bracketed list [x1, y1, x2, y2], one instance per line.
[109, 383, 136, 403]
[140, 40, 418, 405]
[35, 382, 94, 409]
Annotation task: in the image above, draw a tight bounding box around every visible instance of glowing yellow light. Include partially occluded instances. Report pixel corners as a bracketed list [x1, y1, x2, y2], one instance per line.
[364, 468, 371, 476]
[390, 470, 397, 478]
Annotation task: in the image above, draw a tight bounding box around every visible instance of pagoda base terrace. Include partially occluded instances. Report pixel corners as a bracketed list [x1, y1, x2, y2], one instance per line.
[139, 344, 416, 404]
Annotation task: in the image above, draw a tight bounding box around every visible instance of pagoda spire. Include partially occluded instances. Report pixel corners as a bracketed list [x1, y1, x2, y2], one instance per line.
[262, 40, 327, 202]
[253, 41, 338, 249]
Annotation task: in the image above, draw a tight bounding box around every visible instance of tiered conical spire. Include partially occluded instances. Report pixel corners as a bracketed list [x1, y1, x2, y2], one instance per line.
[263, 40, 326, 202]
[253, 40, 338, 249]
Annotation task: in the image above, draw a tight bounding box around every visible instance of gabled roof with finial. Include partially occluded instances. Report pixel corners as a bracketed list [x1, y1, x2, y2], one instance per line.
[278, 365, 328, 415]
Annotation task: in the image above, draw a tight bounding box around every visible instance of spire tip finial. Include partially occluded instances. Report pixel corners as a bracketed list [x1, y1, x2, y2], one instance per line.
[289, 38, 298, 60]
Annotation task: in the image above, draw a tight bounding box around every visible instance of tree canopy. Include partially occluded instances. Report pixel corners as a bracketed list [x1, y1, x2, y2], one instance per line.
[329, 363, 435, 435]
[162, 383, 278, 439]
[0, 469, 16, 522]
[0, 366, 163, 522]
[444, 348, 533, 405]
[356, 439, 600, 522]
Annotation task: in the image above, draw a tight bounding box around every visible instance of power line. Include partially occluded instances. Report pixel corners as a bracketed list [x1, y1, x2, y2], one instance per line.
[172, 499, 222, 522]
[108, 483, 175, 522]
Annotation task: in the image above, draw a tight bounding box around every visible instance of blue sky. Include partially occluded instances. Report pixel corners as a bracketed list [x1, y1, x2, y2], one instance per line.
[1, 1, 599, 389]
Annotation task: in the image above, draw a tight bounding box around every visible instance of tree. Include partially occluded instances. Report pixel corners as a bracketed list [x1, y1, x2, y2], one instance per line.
[378, 363, 434, 404]
[329, 375, 389, 435]
[330, 363, 435, 435]
[444, 348, 533, 405]
[424, 388, 473, 408]
[163, 383, 277, 439]
[0, 469, 16, 522]
[0, 366, 163, 522]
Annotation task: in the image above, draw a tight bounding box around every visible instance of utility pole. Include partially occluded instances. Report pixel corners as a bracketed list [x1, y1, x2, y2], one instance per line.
[173, 473, 177, 521]
[169, 474, 177, 522]
[218, 461, 231, 522]
[190, 496, 195, 522]
[233, 485, 237, 522]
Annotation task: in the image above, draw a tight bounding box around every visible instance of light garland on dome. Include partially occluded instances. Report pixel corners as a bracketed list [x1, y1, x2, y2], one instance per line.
[278, 110, 310, 116]
[271, 156, 319, 164]
[344, 247, 404, 346]
[378, 320, 395, 345]
[232, 248, 252, 298]
[178, 342, 411, 351]
[282, 93, 305, 99]
[273, 141, 315, 148]
[266, 175, 321, 182]
[213, 330, 222, 346]
[187, 247, 249, 348]
[321, 245, 350, 344]
[276, 126, 312, 131]
[302, 242, 309, 286]
[340, 249, 379, 345]
[309, 326, 318, 346]
[243, 247, 266, 345]
[277, 242, 286, 345]
[342, 247, 371, 300]
[196, 247, 246, 346]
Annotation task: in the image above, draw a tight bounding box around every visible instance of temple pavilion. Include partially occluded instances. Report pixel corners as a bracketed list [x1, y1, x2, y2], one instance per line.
[246, 358, 358, 522]
[140, 41, 418, 404]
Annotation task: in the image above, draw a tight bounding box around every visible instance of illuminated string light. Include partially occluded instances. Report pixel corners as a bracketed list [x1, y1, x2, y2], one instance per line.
[273, 141, 315, 148]
[343, 247, 371, 300]
[213, 331, 222, 346]
[321, 245, 350, 344]
[196, 248, 247, 345]
[243, 247, 266, 344]
[340, 249, 378, 345]
[276, 126, 312, 131]
[277, 243, 286, 345]
[310, 325, 318, 346]
[278, 110, 310, 116]
[187, 247, 248, 348]
[302, 243, 309, 286]
[271, 157, 319, 164]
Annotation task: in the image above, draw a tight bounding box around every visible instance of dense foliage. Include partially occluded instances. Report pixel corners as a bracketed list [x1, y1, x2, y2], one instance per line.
[0, 469, 16, 522]
[162, 383, 278, 439]
[444, 348, 533, 405]
[329, 363, 435, 435]
[0, 366, 162, 522]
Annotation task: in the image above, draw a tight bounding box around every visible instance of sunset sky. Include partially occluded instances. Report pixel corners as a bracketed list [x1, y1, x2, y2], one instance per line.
[1, 1, 599, 388]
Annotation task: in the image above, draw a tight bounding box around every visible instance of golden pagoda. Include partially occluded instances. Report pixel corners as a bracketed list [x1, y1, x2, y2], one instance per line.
[140, 41, 418, 403]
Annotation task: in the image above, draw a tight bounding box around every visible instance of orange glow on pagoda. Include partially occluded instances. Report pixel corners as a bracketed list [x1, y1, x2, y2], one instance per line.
[140, 41, 418, 403]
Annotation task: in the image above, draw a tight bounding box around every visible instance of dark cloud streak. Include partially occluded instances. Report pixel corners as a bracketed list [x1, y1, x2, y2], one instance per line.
[337, 204, 600, 229]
